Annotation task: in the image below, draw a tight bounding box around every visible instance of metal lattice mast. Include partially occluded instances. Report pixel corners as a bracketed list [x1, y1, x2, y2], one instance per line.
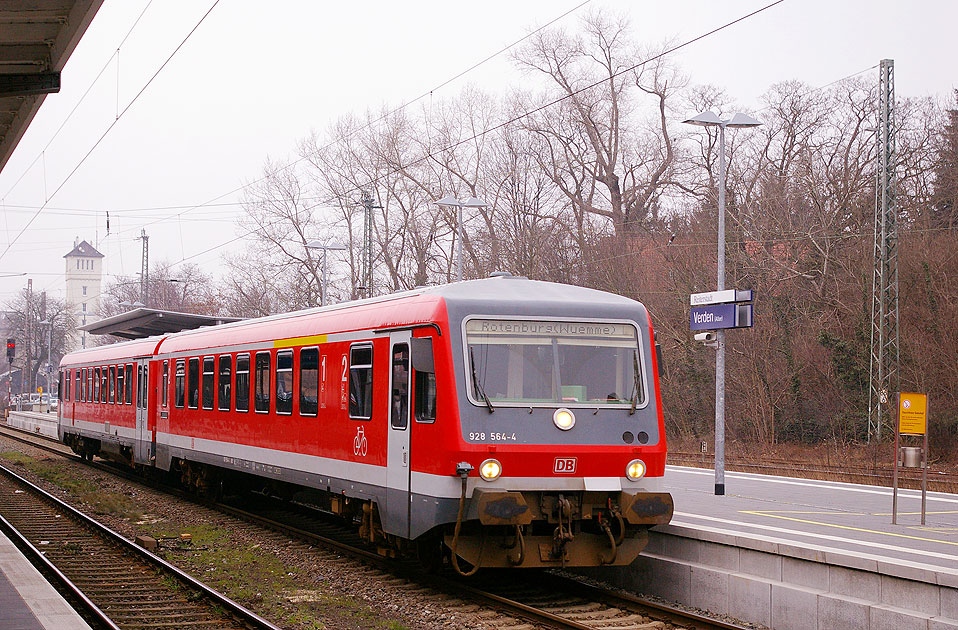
[360, 190, 380, 298]
[867, 59, 899, 442]
[138, 228, 149, 306]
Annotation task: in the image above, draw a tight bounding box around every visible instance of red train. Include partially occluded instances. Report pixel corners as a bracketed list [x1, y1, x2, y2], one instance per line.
[58, 275, 672, 570]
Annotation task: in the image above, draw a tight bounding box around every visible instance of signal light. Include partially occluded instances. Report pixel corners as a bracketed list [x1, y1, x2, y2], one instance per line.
[6, 338, 14, 361]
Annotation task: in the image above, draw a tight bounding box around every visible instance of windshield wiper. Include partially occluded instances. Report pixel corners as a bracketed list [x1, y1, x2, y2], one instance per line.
[630, 350, 640, 415]
[469, 346, 495, 413]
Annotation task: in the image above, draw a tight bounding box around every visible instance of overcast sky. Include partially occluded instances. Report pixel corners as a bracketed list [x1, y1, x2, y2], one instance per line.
[0, 0, 955, 305]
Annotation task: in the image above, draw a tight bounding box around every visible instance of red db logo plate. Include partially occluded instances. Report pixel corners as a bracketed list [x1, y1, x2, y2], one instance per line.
[554, 457, 577, 474]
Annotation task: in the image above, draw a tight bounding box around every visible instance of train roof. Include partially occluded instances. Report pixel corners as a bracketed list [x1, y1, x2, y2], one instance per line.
[61, 276, 646, 365]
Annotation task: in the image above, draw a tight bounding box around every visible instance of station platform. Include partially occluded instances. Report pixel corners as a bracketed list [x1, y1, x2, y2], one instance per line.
[664, 464, 958, 574]
[0, 529, 92, 630]
[4, 411, 59, 440]
[584, 464, 958, 629]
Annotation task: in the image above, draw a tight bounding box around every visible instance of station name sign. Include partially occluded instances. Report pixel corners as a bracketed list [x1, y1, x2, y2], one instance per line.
[689, 289, 754, 331]
[690, 303, 753, 331]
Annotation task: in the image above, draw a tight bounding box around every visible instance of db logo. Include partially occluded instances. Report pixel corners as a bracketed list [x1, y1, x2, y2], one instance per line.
[554, 457, 577, 474]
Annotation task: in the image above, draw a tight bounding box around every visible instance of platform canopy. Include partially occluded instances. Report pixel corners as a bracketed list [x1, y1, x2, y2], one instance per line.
[0, 0, 104, 174]
[79, 307, 243, 340]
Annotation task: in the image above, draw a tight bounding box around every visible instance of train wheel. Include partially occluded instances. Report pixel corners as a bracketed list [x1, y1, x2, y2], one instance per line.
[416, 534, 445, 573]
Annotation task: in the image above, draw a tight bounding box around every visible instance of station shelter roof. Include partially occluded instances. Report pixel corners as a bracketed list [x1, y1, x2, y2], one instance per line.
[0, 1, 104, 174]
[79, 307, 243, 340]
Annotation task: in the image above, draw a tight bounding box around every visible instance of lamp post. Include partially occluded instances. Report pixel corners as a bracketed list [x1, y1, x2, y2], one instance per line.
[683, 110, 761, 496]
[38, 319, 53, 404]
[434, 194, 489, 282]
[306, 241, 347, 306]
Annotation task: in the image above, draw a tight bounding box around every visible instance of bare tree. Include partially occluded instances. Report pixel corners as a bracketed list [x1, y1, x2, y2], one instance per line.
[513, 12, 682, 239]
[4, 289, 76, 393]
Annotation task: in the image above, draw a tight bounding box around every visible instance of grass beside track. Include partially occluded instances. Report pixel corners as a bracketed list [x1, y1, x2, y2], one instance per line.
[0, 445, 413, 630]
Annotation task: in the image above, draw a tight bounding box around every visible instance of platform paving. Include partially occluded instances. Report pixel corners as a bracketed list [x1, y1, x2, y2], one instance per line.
[663, 465, 958, 574]
[0, 529, 91, 629]
[582, 464, 958, 629]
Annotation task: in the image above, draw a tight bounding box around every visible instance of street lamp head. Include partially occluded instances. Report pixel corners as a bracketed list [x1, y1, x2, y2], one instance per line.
[306, 240, 347, 251]
[725, 112, 762, 128]
[461, 196, 489, 209]
[682, 110, 762, 129]
[682, 111, 724, 127]
[434, 194, 461, 208]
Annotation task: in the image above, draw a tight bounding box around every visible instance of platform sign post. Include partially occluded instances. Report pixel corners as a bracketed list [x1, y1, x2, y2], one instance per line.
[689, 289, 754, 496]
[892, 392, 928, 525]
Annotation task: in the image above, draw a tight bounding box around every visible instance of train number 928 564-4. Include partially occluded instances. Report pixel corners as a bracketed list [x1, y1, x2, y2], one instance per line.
[469, 432, 517, 442]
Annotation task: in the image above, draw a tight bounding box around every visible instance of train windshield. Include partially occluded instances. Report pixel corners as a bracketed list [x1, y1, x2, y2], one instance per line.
[465, 319, 644, 408]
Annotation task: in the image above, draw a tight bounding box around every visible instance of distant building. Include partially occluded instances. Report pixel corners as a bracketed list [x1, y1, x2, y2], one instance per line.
[64, 239, 104, 349]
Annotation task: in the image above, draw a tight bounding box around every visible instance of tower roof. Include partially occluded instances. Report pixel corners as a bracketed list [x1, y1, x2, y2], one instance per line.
[63, 240, 104, 259]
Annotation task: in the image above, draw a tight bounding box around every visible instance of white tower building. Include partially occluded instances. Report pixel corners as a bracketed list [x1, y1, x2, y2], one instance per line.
[64, 239, 104, 349]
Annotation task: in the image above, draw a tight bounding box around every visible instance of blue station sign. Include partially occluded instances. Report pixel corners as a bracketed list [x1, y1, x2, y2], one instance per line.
[690, 303, 753, 331]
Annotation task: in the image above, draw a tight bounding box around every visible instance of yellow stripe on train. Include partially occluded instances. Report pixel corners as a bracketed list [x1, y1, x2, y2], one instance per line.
[274, 334, 328, 349]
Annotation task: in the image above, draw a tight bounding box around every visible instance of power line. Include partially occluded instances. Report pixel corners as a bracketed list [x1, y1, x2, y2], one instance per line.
[157, 0, 789, 271]
[96, 0, 597, 244]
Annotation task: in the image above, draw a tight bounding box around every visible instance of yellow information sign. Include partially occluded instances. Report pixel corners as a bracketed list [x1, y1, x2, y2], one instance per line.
[899, 392, 927, 435]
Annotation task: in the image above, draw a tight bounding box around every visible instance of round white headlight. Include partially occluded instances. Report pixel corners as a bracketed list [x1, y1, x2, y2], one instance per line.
[553, 408, 575, 431]
[626, 459, 646, 481]
[479, 458, 502, 481]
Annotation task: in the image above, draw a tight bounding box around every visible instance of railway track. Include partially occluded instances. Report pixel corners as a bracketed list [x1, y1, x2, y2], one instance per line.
[0, 424, 746, 630]
[0, 459, 281, 630]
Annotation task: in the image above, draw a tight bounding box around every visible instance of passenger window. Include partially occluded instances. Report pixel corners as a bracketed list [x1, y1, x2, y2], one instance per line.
[348, 344, 373, 420]
[125, 364, 133, 404]
[276, 350, 293, 415]
[187, 358, 199, 409]
[82, 368, 87, 402]
[116, 366, 124, 404]
[109, 366, 116, 403]
[162, 361, 168, 407]
[75, 370, 81, 402]
[100, 367, 108, 403]
[391, 344, 409, 429]
[93, 367, 101, 402]
[254, 351, 270, 413]
[236, 354, 250, 412]
[140, 365, 148, 409]
[299, 348, 319, 416]
[218, 356, 231, 411]
[202, 357, 215, 410]
[415, 372, 437, 423]
[174, 360, 185, 408]
[87, 369, 93, 403]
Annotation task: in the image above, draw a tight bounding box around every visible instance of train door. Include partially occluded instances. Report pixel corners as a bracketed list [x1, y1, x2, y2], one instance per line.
[385, 331, 412, 538]
[134, 359, 150, 465]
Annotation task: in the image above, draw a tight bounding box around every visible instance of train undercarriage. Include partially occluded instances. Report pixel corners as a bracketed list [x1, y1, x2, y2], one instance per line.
[63, 434, 672, 572]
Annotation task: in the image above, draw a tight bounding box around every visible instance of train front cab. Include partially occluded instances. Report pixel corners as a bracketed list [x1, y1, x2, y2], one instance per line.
[406, 290, 673, 572]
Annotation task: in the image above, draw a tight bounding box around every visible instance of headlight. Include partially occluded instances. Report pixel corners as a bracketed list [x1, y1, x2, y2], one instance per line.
[626, 459, 646, 481]
[553, 408, 575, 431]
[479, 458, 502, 481]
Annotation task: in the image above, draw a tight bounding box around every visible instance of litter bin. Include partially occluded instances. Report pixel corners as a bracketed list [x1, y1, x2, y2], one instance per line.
[900, 446, 922, 468]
